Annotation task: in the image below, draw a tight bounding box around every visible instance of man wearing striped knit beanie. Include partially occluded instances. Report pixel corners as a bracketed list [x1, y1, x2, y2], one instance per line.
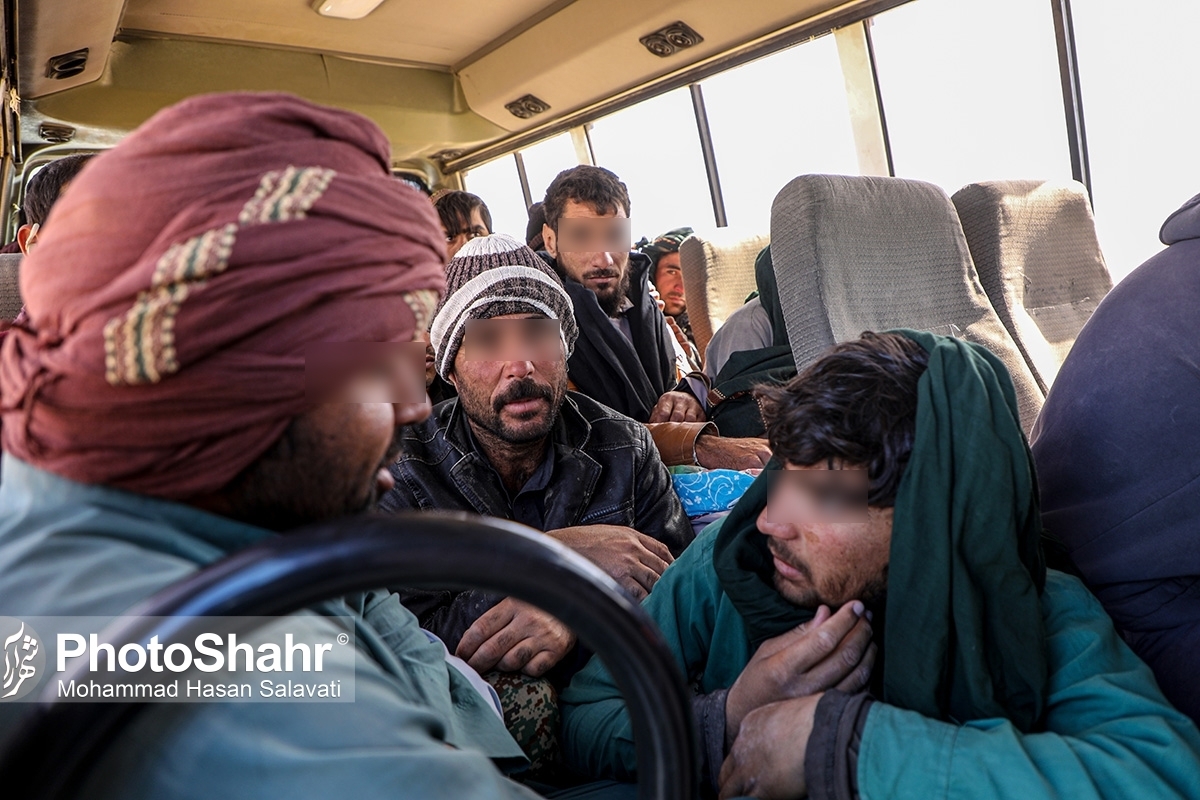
[380, 233, 691, 691]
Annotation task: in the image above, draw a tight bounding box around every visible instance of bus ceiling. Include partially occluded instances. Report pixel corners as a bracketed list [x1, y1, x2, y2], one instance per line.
[6, 0, 902, 168]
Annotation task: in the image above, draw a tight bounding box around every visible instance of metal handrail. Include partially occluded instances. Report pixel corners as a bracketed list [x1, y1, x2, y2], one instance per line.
[0, 511, 697, 800]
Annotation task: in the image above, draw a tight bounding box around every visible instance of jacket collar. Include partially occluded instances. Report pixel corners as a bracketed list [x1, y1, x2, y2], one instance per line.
[441, 394, 603, 527]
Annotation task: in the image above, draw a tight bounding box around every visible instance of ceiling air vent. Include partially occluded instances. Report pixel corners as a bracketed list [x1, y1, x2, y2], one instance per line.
[639, 21, 704, 58]
[504, 94, 551, 120]
[39, 123, 76, 144]
[45, 48, 89, 80]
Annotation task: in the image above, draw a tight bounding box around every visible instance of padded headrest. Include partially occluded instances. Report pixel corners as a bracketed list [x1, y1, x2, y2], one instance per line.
[953, 180, 1112, 390]
[679, 229, 769, 357]
[770, 174, 1044, 433]
[0, 253, 22, 321]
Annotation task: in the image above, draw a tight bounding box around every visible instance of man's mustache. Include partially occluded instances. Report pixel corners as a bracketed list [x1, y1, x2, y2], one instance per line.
[493, 378, 553, 413]
[767, 539, 812, 580]
[584, 268, 620, 280]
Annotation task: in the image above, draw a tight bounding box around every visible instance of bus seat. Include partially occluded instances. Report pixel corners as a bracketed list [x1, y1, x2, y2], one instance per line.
[679, 229, 769, 358]
[770, 174, 1044, 433]
[0, 254, 22, 321]
[952, 180, 1113, 392]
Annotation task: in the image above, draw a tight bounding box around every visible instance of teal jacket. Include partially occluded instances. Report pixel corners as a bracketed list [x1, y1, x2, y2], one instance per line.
[0, 456, 541, 800]
[561, 521, 1200, 798]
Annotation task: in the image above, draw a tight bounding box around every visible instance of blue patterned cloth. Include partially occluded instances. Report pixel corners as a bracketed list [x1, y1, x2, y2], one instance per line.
[671, 469, 756, 517]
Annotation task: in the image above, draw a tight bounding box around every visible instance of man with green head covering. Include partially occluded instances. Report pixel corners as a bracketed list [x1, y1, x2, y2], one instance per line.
[561, 330, 1200, 799]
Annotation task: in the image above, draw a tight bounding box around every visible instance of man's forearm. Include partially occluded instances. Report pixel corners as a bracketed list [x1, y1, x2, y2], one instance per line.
[645, 420, 716, 466]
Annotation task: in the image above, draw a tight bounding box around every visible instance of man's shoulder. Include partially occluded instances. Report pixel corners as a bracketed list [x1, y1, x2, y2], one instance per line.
[565, 392, 653, 448]
[0, 504, 201, 618]
[1039, 569, 1141, 677]
[396, 400, 460, 456]
[654, 518, 723, 589]
[1040, 570, 1103, 619]
[383, 401, 470, 512]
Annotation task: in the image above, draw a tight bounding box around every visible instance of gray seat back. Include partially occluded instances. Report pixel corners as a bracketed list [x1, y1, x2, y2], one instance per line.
[952, 180, 1113, 392]
[770, 174, 1044, 433]
[0, 253, 22, 321]
[678, 229, 769, 358]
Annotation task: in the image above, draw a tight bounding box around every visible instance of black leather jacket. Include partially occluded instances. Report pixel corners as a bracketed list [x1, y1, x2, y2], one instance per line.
[378, 391, 692, 652]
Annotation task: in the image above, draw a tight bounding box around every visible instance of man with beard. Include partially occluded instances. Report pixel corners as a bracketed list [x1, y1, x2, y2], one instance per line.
[380, 233, 691, 681]
[638, 226, 698, 358]
[562, 331, 1200, 799]
[0, 93, 630, 799]
[539, 167, 771, 471]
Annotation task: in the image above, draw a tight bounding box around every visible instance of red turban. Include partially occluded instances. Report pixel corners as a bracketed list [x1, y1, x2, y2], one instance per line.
[0, 92, 446, 499]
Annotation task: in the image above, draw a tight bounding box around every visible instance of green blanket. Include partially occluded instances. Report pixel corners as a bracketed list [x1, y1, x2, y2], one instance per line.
[713, 330, 1048, 732]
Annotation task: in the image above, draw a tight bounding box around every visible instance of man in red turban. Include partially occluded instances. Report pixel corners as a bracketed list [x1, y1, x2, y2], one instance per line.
[0, 93, 623, 799]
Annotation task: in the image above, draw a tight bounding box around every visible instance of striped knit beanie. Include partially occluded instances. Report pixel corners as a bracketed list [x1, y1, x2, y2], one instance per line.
[430, 233, 578, 379]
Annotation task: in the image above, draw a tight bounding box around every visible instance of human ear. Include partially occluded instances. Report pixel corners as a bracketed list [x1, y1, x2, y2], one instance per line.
[16, 224, 33, 255]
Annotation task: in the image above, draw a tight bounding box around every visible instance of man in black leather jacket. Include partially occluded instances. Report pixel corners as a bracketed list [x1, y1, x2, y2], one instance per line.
[379, 233, 692, 682]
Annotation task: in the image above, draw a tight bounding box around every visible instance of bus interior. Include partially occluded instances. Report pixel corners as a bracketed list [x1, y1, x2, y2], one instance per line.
[0, 0, 1198, 798]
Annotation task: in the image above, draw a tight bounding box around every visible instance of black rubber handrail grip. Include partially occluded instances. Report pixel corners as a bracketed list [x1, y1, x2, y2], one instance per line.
[0, 511, 697, 800]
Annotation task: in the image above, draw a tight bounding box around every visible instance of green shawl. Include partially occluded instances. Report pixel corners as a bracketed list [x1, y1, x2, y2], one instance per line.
[712, 330, 1048, 731]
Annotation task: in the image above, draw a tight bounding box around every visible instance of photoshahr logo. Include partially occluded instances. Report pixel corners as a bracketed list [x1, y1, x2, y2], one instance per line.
[0, 617, 45, 701]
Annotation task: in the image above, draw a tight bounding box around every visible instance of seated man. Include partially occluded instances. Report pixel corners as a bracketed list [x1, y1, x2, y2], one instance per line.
[702, 245, 776, 383]
[381, 232, 691, 679]
[538, 166, 770, 471]
[562, 331, 1200, 798]
[17, 152, 96, 255]
[0, 92, 625, 800]
[1032, 192, 1200, 724]
[638, 227, 698, 359]
[434, 189, 492, 258]
[526, 201, 546, 251]
[424, 189, 494, 404]
[702, 246, 793, 439]
[0, 153, 96, 333]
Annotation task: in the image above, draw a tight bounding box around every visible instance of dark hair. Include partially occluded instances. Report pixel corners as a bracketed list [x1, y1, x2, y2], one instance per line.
[541, 165, 630, 232]
[758, 331, 929, 507]
[23, 153, 96, 227]
[434, 191, 492, 237]
[525, 201, 546, 250]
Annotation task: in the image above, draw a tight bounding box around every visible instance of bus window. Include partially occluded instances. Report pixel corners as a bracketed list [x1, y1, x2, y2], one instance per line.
[518, 132, 585, 208]
[700, 34, 859, 231]
[587, 87, 715, 241]
[1072, 1, 1200, 280]
[870, 0, 1071, 194]
[462, 155, 529, 244]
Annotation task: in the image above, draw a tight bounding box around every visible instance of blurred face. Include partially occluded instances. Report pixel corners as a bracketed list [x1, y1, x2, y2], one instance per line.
[444, 206, 489, 259]
[220, 366, 431, 531]
[543, 200, 632, 316]
[418, 330, 437, 387]
[298, 400, 420, 513]
[756, 461, 892, 609]
[654, 252, 685, 317]
[450, 314, 568, 445]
